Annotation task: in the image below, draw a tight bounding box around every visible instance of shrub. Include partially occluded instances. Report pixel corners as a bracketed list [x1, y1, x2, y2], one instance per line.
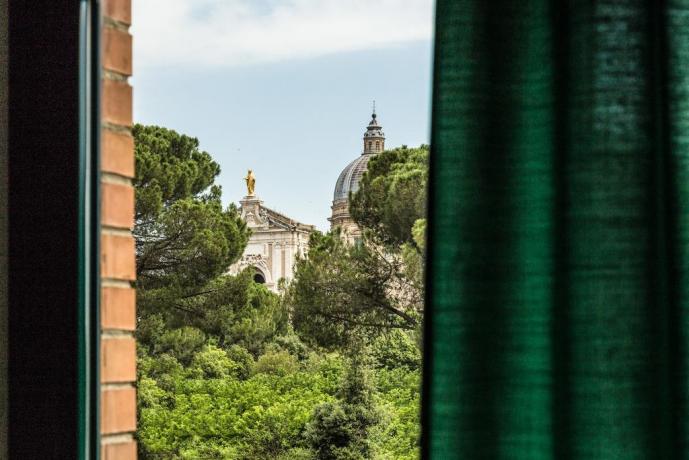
[253, 350, 300, 377]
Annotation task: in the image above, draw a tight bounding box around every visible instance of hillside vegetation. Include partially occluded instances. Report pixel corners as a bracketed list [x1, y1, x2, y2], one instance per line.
[134, 124, 428, 459]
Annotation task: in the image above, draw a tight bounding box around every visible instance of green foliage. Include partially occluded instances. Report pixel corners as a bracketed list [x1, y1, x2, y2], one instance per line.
[134, 124, 220, 217]
[280, 144, 427, 458]
[287, 230, 420, 351]
[410, 218, 426, 251]
[137, 314, 420, 460]
[138, 352, 184, 398]
[135, 331, 422, 460]
[138, 344, 342, 460]
[227, 344, 254, 380]
[400, 218, 427, 299]
[371, 368, 421, 460]
[306, 403, 358, 459]
[276, 448, 315, 460]
[349, 145, 429, 247]
[138, 271, 288, 357]
[287, 145, 428, 352]
[134, 125, 422, 459]
[190, 344, 242, 379]
[270, 331, 311, 362]
[305, 359, 380, 460]
[370, 330, 421, 371]
[152, 326, 206, 366]
[133, 124, 249, 291]
[303, 353, 346, 395]
[253, 350, 300, 377]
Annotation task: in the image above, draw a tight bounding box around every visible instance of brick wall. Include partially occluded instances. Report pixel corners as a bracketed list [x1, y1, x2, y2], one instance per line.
[100, 0, 137, 458]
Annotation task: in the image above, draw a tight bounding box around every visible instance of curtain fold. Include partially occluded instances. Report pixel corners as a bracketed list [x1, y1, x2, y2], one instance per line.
[424, 1, 689, 458]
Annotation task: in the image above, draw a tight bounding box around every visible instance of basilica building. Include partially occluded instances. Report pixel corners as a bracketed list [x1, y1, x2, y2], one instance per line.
[229, 110, 384, 292]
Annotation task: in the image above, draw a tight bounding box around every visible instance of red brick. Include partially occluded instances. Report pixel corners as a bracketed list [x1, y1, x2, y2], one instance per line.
[102, 182, 134, 229]
[103, 27, 132, 76]
[101, 0, 136, 446]
[102, 129, 135, 178]
[101, 387, 137, 434]
[101, 337, 136, 383]
[102, 79, 132, 127]
[101, 286, 136, 330]
[102, 440, 137, 460]
[103, 0, 131, 25]
[101, 234, 136, 281]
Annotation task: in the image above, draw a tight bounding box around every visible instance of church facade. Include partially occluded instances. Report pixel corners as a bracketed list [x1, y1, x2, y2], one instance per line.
[227, 193, 314, 292]
[229, 110, 384, 292]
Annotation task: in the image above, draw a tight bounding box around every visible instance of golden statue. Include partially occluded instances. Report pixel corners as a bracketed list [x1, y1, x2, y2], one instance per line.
[244, 169, 256, 196]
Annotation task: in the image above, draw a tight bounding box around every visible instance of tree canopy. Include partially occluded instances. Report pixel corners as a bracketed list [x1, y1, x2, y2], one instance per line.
[133, 124, 248, 291]
[349, 144, 429, 247]
[132, 124, 287, 353]
[287, 145, 429, 351]
[288, 230, 421, 350]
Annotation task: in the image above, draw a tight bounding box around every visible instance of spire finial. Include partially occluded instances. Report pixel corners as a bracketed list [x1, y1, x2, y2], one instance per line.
[372, 100, 376, 117]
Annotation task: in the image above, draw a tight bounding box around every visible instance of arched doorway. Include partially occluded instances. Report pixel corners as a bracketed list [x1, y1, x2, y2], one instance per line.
[252, 268, 266, 284]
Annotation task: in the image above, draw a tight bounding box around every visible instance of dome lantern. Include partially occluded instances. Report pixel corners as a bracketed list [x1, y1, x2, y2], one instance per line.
[363, 101, 385, 154]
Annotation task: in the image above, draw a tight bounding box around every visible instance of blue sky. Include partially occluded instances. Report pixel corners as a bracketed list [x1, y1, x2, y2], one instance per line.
[132, 0, 434, 230]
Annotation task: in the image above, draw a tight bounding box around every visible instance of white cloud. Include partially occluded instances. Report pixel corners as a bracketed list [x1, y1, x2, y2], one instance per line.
[131, 0, 434, 69]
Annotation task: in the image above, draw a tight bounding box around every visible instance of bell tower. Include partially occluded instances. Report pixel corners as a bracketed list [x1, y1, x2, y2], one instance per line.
[362, 101, 385, 154]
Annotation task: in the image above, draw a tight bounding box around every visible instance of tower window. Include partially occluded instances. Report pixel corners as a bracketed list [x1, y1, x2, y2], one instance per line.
[375, 141, 380, 151]
[368, 141, 372, 150]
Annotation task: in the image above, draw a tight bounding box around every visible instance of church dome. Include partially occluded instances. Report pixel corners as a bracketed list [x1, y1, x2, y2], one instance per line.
[332, 107, 385, 204]
[333, 154, 373, 203]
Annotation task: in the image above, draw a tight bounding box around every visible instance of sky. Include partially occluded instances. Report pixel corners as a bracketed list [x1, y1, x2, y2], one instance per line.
[132, 0, 435, 230]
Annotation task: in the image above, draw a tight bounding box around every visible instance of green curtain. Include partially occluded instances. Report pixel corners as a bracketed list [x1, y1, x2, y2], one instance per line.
[425, 1, 689, 458]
